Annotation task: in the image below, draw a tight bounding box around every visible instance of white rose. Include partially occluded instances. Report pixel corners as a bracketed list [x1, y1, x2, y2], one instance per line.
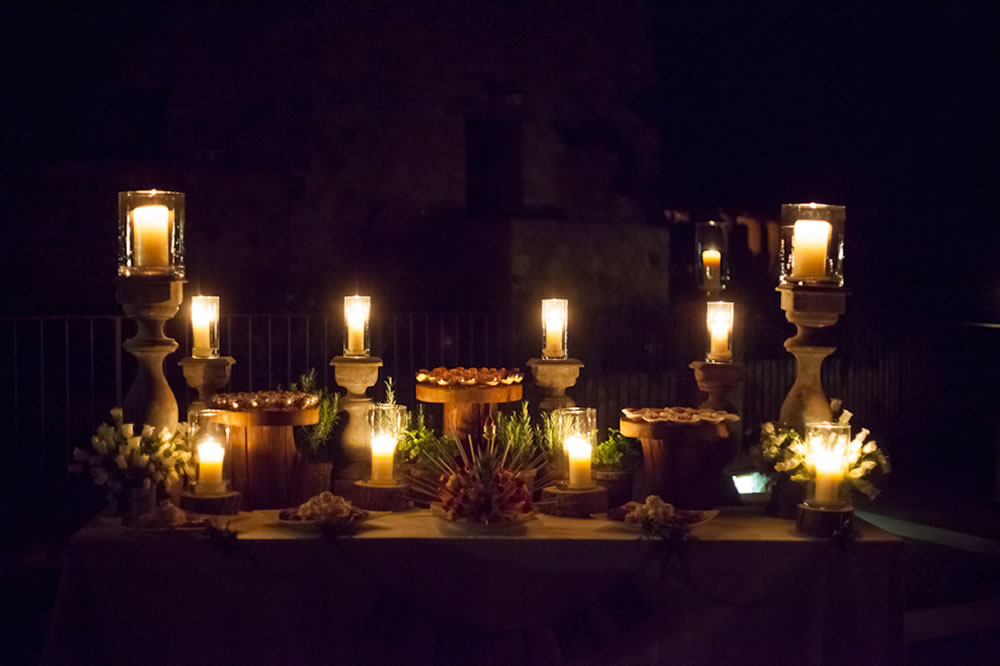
[863, 441, 877, 454]
[142, 478, 151, 489]
[127, 436, 140, 452]
[762, 422, 775, 434]
[135, 454, 150, 468]
[115, 454, 127, 470]
[121, 423, 134, 438]
[110, 407, 123, 424]
[861, 460, 876, 471]
[838, 408, 853, 424]
[141, 424, 155, 438]
[848, 467, 865, 479]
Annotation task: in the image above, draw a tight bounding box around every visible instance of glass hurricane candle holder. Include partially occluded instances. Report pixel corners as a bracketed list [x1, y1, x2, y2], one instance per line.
[696, 220, 730, 291]
[191, 296, 220, 358]
[556, 407, 596, 489]
[344, 295, 371, 357]
[541, 298, 568, 360]
[190, 409, 230, 496]
[778, 203, 845, 287]
[706, 301, 734, 363]
[803, 421, 851, 508]
[117, 190, 185, 278]
[368, 403, 407, 486]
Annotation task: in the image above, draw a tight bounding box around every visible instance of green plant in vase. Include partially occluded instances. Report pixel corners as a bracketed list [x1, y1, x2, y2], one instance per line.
[593, 427, 640, 506]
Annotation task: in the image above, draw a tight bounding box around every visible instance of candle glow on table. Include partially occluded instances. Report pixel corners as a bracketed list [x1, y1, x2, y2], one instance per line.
[197, 437, 226, 495]
[370, 433, 396, 485]
[344, 295, 370, 356]
[706, 301, 734, 362]
[541, 298, 568, 359]
[565, 435, 593, 489]
[132, 204, 170, 267]
[791, 219, 832, 278]
[702, 249, 722, 288]
[191, 296, 219, 358]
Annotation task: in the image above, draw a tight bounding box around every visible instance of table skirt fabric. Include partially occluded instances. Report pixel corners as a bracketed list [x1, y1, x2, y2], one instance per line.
[43, 509, 903, 665]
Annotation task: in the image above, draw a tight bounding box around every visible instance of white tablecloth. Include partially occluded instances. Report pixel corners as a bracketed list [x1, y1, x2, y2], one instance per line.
[44, 508, 902, 665]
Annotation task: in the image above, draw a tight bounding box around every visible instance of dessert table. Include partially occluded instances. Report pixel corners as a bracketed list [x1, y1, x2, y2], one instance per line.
[44, 508, 902, 665]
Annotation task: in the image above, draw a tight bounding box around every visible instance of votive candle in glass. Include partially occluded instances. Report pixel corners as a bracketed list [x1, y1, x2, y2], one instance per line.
[117, 190, 185, 277]
[191, 296, 220, 358]
[556, 407, 596, 489]
[695, 220, 729, 291]
[368, 403, 406, 485]
[804, 421, 851, 508]
[541, 298, 568, 359]
[706, 301, 734, 363]
[196, 437, 227, 495]
[779, 203, 845, 287]
[344, 295, 371, 357]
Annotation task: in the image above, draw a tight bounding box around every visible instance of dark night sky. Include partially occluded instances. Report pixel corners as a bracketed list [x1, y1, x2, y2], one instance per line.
[1, 2, 996, 321]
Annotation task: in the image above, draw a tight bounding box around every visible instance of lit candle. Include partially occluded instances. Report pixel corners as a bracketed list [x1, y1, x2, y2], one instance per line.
[565, 435, 592, 489]
[132, 204, 170, 267]
[812, 445, 845, 506]
[197, 438, 226, 495]
[791, 219, 832, 278]
[344, 295, 370, 356]
[370, 433, 396, 485]
[542, 298, 568, 359]
[191, 296, 219, 358]
[706, 301, 733, 362]
[702, 249, 721, 288]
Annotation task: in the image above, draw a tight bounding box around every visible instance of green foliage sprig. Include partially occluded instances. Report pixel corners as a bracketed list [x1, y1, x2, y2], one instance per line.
[594, 428, 641, 470]
[398, 405, 457, 465]
[291, 369, 342, 460]
[498, 401, 537, 457]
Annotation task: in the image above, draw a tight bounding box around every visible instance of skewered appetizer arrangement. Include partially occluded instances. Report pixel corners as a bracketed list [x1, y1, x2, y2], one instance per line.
[621, 406, 740, 425]
[415, 366, 524, 387]
[210, 390, 320, 411]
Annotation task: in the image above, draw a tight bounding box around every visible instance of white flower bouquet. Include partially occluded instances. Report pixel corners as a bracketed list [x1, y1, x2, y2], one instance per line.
[758, 400, 891, 500]
[70, 407, 195, 500]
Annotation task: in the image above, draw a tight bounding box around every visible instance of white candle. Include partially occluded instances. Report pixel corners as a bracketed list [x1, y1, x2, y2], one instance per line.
[702, 249, 721, 288]
[812, 447, 844, 506]
[344, 295, 370, 356]
[542, 298, 567, 359]
[191, 296, 219, 358]
[706, 301, 733, 362]
[132, 204, 170, 267]
[791, 219, 832, 278]
[370, 433, 396, 485]
[197, 438, 226, 495]
[565, 435, 592, 489]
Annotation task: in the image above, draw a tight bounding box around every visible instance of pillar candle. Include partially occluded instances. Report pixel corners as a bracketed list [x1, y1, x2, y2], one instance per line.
[706, 301, 733, 362]
[812, 447, 844, 505]
[370, 433, 396, 485]
[542, 299, 567, 359]
[702, 249, 721, 288]
[344, 296, 369, 355]
[197, 438, 226, 495]
[565, 435, 592, 489]
[132, 204, 170, 267]
[791, 219, 832, 278]
[191, 296, 219, 358]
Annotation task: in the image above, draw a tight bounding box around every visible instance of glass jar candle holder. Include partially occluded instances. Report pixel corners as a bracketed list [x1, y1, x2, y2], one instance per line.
[778, 203, 845, 287]
[191, 296, 220, 358]
[368, 403, 407, 485]
[695, 220, 730, 291]
[190, 409, 230, 496]
[117, 190, 185, 278]
[541, 298, 568, 360]
[556, 407, 596, 489]
[706, 301, 734, 363]
[804, 421, 851, 509]
[344, 295, 371, 357]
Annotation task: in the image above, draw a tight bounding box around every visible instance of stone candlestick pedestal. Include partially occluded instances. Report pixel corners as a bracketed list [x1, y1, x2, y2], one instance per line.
[777, 285, 848, 433]
[526, 358, 584, 410]
[331, 355, 382, 492]
[179, 356, 235, 412]
[116, 277, 184, 430]
[689, 361, 745, 413]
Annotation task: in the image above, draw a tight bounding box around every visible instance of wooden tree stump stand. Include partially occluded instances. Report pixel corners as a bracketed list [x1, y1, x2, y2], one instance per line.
[347, 480, 412, 511]
[219, 408, 319, 510]
[540, 483, 608, 517]
[795, 503, 855, 537]
[179, 491, 242, 516]
[415, 383, 522, 443]
[620, 417, 736, 509]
